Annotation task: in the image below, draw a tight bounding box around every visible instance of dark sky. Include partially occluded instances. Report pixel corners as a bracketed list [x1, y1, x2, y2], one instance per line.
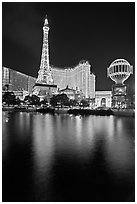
[2, 2, 135, 92]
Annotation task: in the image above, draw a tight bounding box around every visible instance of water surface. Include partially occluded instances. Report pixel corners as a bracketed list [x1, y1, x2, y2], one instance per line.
[2, 112, 135, 201]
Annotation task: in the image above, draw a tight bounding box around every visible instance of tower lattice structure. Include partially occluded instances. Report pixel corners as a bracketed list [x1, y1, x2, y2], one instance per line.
[36, 17, 53, 85]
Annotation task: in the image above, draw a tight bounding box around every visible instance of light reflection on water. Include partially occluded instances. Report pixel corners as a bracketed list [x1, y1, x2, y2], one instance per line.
[2, 112, 135, 202]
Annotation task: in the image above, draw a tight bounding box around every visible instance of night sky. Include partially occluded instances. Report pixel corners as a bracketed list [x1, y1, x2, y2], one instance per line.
[2, 2, 135, 92]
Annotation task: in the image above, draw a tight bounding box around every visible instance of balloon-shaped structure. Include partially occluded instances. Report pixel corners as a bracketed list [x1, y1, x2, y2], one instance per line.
[107, 59, 133, 84]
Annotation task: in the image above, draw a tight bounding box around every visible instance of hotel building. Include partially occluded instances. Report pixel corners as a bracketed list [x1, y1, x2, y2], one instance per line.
[51, 60, 95, 98]
[2, 67, 36, 99]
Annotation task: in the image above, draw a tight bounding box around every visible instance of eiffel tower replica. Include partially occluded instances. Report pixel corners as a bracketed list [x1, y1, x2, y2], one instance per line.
[33, 16, 57, 100]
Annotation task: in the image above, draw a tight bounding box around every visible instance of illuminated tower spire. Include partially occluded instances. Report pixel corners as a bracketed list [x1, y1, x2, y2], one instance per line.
[36, 16, 53, 84]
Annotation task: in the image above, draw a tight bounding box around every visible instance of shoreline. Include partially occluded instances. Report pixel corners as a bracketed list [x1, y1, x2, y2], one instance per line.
[2, 107, 135, 117]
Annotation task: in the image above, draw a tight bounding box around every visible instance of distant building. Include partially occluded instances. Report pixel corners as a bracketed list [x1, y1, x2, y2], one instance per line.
[2, 67, 36, 99]
[58, 85, 83, 100]
[95, 91, 112, 108]
[51, 61, 95, 99]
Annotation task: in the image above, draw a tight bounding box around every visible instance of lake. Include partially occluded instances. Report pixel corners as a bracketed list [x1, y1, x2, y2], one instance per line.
[2, 111, 135, 201]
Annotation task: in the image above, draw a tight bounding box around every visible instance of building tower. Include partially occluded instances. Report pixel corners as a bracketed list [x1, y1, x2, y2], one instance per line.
[107, 59, 133, 108]
[33, 16, 57, 99]
[36, 17, 53, 84]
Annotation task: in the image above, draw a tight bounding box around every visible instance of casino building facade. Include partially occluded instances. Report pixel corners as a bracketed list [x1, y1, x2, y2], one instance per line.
[2, 67, 36, 99]
[51, 61, 95, 99]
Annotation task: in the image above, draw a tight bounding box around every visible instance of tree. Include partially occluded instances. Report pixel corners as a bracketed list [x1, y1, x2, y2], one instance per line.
[40, 98, 48, 106]
[50, 94, 69, 107]
[31, 95, 40, 105]
[16, 97, 21, 106]
[2, 84, 9, 91]
[24, 95, 32, 104]
[50, 95, 57, 107]
[80, 99, 89, 107]
[69, 99, 78, 107]
[24, 94, 40, 105]
[2, 91, 16, 106]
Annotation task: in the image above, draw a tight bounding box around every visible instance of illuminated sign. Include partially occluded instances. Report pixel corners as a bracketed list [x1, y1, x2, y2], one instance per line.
[113, 85, 126, 95]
